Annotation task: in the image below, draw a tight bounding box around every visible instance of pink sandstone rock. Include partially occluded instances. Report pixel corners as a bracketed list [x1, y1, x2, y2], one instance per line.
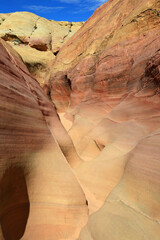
[0, 38, 88, 240]
[0, 0, 160, 239]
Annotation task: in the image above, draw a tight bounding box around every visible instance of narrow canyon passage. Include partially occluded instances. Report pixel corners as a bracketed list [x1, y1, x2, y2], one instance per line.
[0, 0, 160, 239]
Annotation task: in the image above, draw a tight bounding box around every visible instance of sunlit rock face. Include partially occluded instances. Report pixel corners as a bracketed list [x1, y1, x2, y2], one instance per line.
[0, 12, 84, 85]
[0, 38, 88, 240]
[0, 0, 160, 239]
[47, 0, 160, 239]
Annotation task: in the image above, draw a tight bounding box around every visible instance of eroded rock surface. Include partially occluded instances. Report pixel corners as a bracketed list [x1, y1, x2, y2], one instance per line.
[0, 12, 84, 85]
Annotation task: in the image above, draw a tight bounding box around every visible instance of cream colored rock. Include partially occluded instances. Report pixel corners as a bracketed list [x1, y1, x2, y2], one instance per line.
[13, 44, 55, 85]
[0, 12, 84, 84]
[79, 129, 160, 240]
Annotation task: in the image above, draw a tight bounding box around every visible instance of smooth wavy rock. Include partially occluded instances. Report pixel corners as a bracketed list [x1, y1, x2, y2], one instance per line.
[0, 38, 88, 240]
[46, 0, 160, 239]
[78, 129, 160, 240]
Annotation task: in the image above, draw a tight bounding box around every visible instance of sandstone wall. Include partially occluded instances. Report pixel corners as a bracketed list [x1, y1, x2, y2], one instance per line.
[0, 38, 88, 240]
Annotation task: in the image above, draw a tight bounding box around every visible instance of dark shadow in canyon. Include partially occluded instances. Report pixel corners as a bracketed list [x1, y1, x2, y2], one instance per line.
[0, 166, 30, 240]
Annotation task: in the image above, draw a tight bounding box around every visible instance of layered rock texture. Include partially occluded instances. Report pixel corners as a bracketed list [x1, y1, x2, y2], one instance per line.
[0, 0, 160, 239]
[0, 12, 83, 85]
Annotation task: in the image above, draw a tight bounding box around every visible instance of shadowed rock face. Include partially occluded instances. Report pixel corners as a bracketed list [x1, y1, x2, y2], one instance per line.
[0, 0, 160, 239]
[0, 12, 84, 85]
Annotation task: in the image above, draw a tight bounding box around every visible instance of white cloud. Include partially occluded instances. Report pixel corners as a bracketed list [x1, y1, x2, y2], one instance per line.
[25, 1, 107, 15]
[98, 0, 106, 2]
[25, 5, 64, 13]
[59, 0, 80, 3]
[58, 0, 106, 6]
[88, 0, 107, 10]
[71, 0, 107, 13]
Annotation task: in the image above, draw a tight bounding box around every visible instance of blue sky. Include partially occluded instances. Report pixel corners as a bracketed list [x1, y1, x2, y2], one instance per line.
[1, 0, 107, 22]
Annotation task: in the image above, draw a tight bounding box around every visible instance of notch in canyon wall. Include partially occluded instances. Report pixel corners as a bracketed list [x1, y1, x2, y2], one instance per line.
[49, 73, 72, 112]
